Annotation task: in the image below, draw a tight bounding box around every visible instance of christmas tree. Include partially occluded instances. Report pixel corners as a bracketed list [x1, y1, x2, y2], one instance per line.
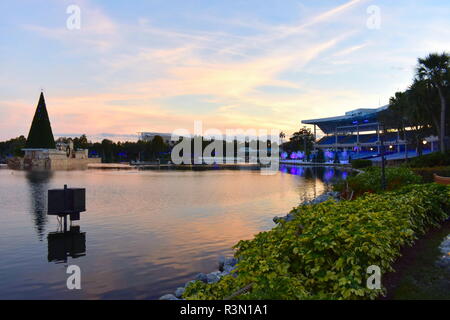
[25, 92, 56, 149]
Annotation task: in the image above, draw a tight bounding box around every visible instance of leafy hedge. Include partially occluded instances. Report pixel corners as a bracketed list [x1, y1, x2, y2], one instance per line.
[406, 151, 450, 168]
[351, 159, 373, 169]
[334, 167, 422, 197]
[183, 184, 450, 300]
[411, 166, 450, 183]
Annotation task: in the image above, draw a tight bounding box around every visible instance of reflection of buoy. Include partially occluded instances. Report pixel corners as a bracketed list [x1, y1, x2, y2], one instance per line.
[47, 226, 86, 263]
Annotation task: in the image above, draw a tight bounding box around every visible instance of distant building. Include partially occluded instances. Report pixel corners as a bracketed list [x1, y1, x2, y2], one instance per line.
[8, 92, 100, 170]
[138, 132, 176, 146]
[301, 106, 438, 161]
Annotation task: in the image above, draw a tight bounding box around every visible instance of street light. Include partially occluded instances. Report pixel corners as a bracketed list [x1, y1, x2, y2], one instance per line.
[380, 124, 387, 191]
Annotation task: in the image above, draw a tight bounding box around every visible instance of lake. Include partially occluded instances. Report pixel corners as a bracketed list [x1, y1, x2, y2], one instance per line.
[0, 165, 347, 299]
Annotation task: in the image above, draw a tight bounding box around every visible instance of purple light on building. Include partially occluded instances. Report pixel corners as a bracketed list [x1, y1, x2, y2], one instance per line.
[297, 151, 305, 159]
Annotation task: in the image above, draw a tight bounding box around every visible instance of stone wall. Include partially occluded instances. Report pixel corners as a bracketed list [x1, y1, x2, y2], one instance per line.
[50, 157, 101, 170]
[7, 157, 101, 170]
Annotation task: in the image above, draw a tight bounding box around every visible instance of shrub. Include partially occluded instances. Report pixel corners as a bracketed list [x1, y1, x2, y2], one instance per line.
[333, 167, 422, 197]
[406, 151, 450, 168]
[351, 159, 373, 169]
[411, 166, 450, 183]
[183, 184, 450, 300]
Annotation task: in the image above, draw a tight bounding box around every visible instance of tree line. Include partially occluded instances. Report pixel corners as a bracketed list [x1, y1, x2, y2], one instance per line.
[0, 134, 170, 163]
[380, 52, 450, 153]
[0, 134, 282, 164]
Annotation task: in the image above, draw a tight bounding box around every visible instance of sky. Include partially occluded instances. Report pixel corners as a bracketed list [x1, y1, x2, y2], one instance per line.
[1, 0, 450, 141]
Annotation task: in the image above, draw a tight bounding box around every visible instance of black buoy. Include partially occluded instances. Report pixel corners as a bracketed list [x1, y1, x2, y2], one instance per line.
[48, 185, 86, 232]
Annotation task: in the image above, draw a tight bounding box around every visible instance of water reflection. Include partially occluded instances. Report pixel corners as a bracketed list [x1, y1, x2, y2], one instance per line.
[279, 165, 348, 185]
[0, 168, 350, 299]
[47, 226, 86, 264]
[324, 167, 335, 182]
[25, 171, 53, 241]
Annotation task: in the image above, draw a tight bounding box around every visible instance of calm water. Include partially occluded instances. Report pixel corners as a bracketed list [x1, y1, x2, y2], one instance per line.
[0, 165, 346, 299]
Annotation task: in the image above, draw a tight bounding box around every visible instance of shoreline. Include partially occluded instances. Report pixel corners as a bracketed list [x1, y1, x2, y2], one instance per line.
[279, 160, 351, 167]
[87, 162, 354, 171]
[159, 181, 449, 300]
[88, 162, 268, 171]
[158, 190, 341, 300]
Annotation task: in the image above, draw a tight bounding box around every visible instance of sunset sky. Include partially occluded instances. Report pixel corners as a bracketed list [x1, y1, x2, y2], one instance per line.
[1, 0, 450, 141]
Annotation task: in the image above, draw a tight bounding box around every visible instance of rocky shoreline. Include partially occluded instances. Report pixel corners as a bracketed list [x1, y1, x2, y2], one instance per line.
[159, 256, 238, 300]
[273, 191, 340, 223]
[158, 191, 341, 300]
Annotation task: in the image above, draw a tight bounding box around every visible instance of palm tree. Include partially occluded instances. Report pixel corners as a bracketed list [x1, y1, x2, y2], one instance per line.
[416, 52, 450, 152]
[279, 131, 286, 144]
[410, 79, 440, 138]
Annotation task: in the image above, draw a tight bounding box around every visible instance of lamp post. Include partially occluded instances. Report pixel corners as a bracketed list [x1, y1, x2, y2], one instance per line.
[380, 124, 387, 191]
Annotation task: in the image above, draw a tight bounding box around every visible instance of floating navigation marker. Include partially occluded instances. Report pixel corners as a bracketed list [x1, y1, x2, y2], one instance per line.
[48, 185, 86, 231]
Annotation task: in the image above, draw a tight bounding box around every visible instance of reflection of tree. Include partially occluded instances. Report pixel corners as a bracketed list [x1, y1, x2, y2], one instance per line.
[25, 171, 53, 241]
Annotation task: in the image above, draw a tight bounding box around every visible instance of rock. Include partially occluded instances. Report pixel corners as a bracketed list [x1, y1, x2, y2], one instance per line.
[285, 214, 295, 222]
[220, 270, 230, 277]
[301, 192, 340, 206]
[436, 235, 450, 267]
[206, 273, 220, 284]
[224, 257, 237, 267]
[175, 287, 185, 298]
[159, 294, 179, 300]
[223, 264, 236, 274]
[184, 280, 196, 288]
[274, 213, 295, 224]
[194, 273, 208, 283]
[218, 255, 226, 271]
[211, 271, 222, 277]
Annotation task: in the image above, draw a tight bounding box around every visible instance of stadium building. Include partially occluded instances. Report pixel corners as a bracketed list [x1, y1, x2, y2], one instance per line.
[301, 106, 438, 162]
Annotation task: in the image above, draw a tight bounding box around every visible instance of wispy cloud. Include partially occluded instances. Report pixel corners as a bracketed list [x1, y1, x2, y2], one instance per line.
[5, 0, 449, 140]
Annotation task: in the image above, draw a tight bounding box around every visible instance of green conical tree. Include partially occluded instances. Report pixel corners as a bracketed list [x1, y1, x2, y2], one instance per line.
[25, 92, 56, 149]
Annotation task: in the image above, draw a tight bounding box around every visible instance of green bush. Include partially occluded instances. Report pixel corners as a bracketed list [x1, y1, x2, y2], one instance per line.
[351, 159, 373, 169]
[411, 166, 450, 183]
[406, 151, 450, 168]
[334, 167, 422, 197]
[183, 184, 450, 300]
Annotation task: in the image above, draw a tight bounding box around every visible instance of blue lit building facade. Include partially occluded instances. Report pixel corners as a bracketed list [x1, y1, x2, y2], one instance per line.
[302, 106, 438, 161]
